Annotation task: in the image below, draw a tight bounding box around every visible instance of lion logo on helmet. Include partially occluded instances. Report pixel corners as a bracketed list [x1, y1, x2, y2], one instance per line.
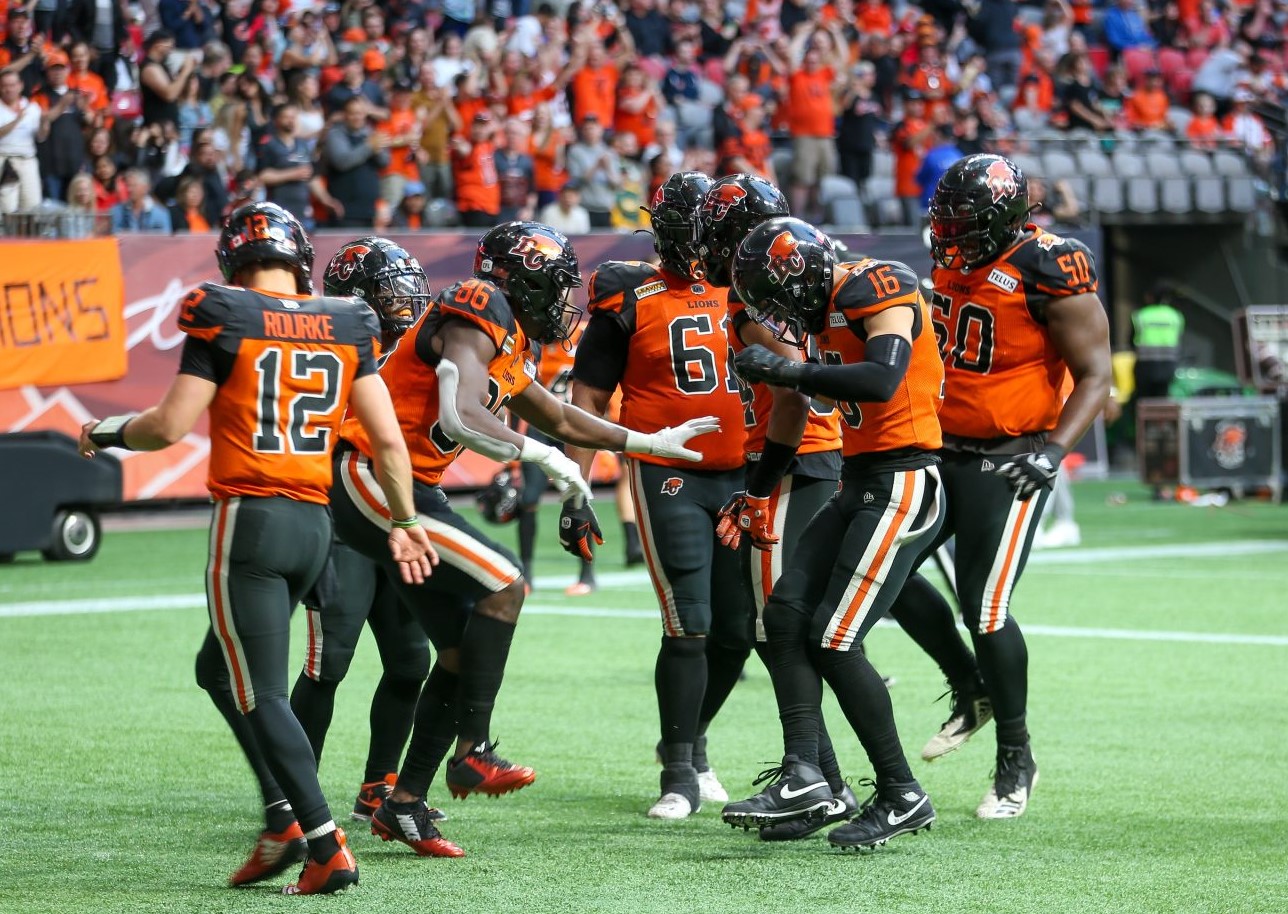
[510, 234, 565, 271]
[326, 243, 372, 282]
[984, 159, 1019, 205]
[766, 231, 806, 285]
[704, 184, 748, 222]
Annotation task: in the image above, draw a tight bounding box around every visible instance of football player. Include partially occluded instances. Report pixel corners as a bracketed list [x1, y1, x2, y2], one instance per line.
[329, 221, 719, 853]
[287, 238, 450, 826]
[563, 172, 754, 820]
[892, 154, 1111, 818]
[696, 173, 858, 840]
[78, 202, 434, 894]
[719, 217, 945, 852]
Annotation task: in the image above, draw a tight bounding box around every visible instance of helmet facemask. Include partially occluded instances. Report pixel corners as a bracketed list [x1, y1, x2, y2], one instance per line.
[371, 265, 431, 336]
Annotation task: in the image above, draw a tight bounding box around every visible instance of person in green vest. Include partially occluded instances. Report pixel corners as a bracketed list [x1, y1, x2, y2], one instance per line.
[1133, 282, 1185, 400]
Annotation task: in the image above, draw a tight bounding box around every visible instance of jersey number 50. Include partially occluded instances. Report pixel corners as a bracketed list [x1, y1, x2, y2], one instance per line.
[930, 291, 995, 374]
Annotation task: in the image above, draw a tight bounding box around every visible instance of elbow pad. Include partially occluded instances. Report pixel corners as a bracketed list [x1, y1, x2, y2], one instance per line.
[435, 359, 522, 462]
[795, 334, 912, 403]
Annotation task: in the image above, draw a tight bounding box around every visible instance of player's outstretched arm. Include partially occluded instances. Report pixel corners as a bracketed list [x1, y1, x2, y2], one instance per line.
[349, 372, 437, 584]
[1044, 292, 1113, 453]
[79, 374, 217, 456]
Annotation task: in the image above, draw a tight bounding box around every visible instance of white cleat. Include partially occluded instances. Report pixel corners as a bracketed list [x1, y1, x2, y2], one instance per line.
[648, 792, 698, 820]
[697, 769, 728, 804]
[976, 745, 1039, 819]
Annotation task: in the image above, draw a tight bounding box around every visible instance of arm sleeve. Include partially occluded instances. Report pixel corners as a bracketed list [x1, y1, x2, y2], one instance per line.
[794, 333, 912, 403]
[177, 335, 217, 381]
[572, 312, 630, 393]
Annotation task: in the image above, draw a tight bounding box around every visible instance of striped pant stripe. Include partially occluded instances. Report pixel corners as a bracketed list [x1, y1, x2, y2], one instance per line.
[980, 494, 1040, 634]
[207, 498, 256, 713]
[627, 458, 682, 636]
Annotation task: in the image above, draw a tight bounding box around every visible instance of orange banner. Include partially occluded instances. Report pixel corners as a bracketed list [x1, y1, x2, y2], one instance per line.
[0, 239, 126, 390]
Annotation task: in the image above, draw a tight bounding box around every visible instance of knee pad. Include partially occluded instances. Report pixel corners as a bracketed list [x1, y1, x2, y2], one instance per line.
[194, 638, 229, 693]
[762, 597, 810, 643]
[659, 634, 707, 660]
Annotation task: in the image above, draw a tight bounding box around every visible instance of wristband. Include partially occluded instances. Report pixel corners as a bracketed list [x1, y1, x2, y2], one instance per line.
[518, 437, 555, 464]
[88, 414, 137, 450]
[391, 516, 421, 528]
[1041, 442, 1068, 464]
[747, 438, 797, 498]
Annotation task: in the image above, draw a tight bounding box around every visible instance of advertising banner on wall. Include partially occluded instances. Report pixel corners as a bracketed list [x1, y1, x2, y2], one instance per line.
[0, 227, 1101, 502]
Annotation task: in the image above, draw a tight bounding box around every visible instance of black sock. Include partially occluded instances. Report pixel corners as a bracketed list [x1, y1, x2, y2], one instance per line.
[457, 614, 517, 749]
[623, 521, 642, 562]
[304, 827, 340, 864]
[814, 646, 914, 788]
[996, 715, 1029, 748]
[244, 698, 331, 835]
[695, 637, 750, 740]
[656, 635, 706, 752]
[364, 674, 422, 783]
[817, 720, 844, 791]
[971, 617, 1029, 725]
[888, 573, 979, 685]
[763, 600, 823, 765]
[578, 556, 595, 586]
[264, 799, 296, 834]
[289, 674, 338, 766]
[398, 664, 460, 797]
[518, 509, 537, 579]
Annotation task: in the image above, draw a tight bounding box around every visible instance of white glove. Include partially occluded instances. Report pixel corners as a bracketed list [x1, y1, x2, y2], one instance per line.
[520, 438, 593, 503]
[625, 416, 721, 463]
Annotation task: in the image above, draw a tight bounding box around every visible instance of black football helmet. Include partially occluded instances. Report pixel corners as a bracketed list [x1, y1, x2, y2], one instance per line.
[476, 469, 520, 524]
[731, 217, 834, 348]
[928, 153, 1031, 272]
[697, 173, 789, 287]
[646, 170, 712, 278]
[217, 202, 315, 294]
[474, 221, 582, 345]
[324, 237, 431, 338]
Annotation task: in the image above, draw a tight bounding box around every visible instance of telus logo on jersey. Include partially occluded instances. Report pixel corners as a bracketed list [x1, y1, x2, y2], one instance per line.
[984, 160, 1019, 204]
[325, 243, 371, 282]
[703, 183, 747, 221]
[766, 231, 806, 285]
[510, 234, 565, 271]
[986, 268, 1018, 292]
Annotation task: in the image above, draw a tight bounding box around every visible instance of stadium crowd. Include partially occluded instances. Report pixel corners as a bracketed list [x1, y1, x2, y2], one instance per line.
[0, 0, 1284, 232]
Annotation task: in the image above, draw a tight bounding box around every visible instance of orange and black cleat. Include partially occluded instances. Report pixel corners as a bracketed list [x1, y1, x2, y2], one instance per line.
[371, 799, 465, 858]
[444, 740, 537, 799]
[228, 823, 307, 887]
[351, 773, 397, 822]
[282, 828, 359, 895]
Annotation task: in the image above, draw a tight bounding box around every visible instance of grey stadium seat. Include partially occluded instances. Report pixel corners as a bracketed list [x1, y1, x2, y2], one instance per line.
[1193, 175, 1225, 212]
[1145, 150, 1183, 178]
[1092, 176, 1125, 213]
[1011, 153, 1043, 178]
[826, 196, 870, 231]
[1062, 175, 1091, 210]
[1179, 149, 1214, 176]
[819, 174, 860, 206]
[1126, 177, 1159, 213]
[1167, 106, 1193, 133]
[871, 149, 894, 177]
[1075, 147, 1113, 176]
[1213, 149, 1250, 176]
[1159, 177, 1192, 213]
[1227, 176, 1257, 212]
[1041, 149, 1078, 178]
[1110, 148, 1146, 177]
[770, 148, 793, 183]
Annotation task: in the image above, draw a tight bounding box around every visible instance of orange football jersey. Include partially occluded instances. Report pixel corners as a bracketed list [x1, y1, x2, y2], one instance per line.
[341, 277, 537, 485]
[581, 262, 747, 470]
[811, 259, 944, 457]
[176, 283, 379, 504]
[726, 295, 842, 458]
[930, 225, 1098, 439]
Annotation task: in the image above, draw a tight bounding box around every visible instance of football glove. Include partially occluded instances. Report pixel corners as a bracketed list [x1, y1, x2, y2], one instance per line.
[995, 444, 1066, 501]
[733, 344, 806, 390]
[559, 495, 604, 561]
[624, 416, 721, 463]
[520, 438, 593, 503]
[716, 491, 778, 552]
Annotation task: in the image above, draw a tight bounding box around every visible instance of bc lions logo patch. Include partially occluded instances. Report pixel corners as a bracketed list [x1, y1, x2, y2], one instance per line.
[326, 244, 372, 282]
[766, 231, 806, 286]
[509, 234, 565, 271]
[703, 183, 748, 221]
[984, 159, 1019, 204]
[660, 477, 684, 496]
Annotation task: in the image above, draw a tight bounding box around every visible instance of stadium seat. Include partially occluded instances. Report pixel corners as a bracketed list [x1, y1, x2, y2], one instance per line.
[1227, 176, 1257, 212]
[1122, 48, 1157, 84]
[1075, 147, 1112, 176]
[1167, 106, 1193, 133]
[1126, 177, 1159, 213]
[1159, 177, 1192, 213]
[1063, 175, 1091, 209]
[770, 148, 793, 183]
[1092, 176, 1125, 213]
[1168, 68, 1194, 100]
[1110, 147, 1146, 177]
[696, 78, 724, 107]
[1087, 45, 1110, 77]
[871, 149, 894, 177]
[1178, 149, 1213, 176]
[819, 174, 860, 206]
[825, 196, 870, 231]
[1213, 149, 1250, 176]
[1193, 175, 1225, 212]
[1041, 149, 1078, 178]
[1185, 47, 1209, 70]
[1158, 47, 1187, 77]
[1145, 150, 1183, 178]
[1011, 153, 1043, 178]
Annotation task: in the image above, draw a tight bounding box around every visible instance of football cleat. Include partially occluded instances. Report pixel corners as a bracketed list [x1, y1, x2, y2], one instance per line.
[228, 823, 307, 887]
[697, 769, 728, 804]
[282, 828, 358, 895]
[827, 779, 935, 852]
[977, 742, 1039, 819]
[648, 763, 700, 820]
[647, 792, 698, 819]
[720, 756, 834, 829]
[372, 799, 466, 857]
[759, 782, 858, 842]
[351, 773, 396, 822]
[445, 740, 537, 799]
[922, 679, 993, 761]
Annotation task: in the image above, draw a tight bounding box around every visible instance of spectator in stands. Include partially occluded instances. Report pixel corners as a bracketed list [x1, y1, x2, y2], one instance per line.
[1192, 40, 1251, 105]
[168, 176, 211, 232]
[1103, 0, 1157, 58]
[140, 31, 198, 128]
[177, 74, 213, 152]
[162, 140, 227, 226]
[65, 173, 100, 235]
[1237, 0, 1281, 52]
[92, 155, 126, 212]
[1013, 73, 1053, 132]
[160, 0, 216, 55]
[567, 41, 623, 129]
[1028, 174, 1082, 225]
[375, 81, 421, 210]
[325, 51, 389, 119]
[390, 180, 428, 229]
[916, 123, 964, 212]
[0, 69, 43, 214]
[1098, 66, 1129, 128]
[257, 101, 314, 226]
[836, 61, 883, 195]
[1, 11, 44, 94]
[321, 95, 390, 227]
[453, 70, 489, 128]
[1223, 88, 1275, 172]
[611, 128, 647, 229]
[718, 97, 775, 183]
[966, 0, 1024, 100]
[891, 89, 932, 225]
[663, 38, 702, 105]
[412, 75, 460, 202]
[1040, 0, 1076, 60]
[35, 50, 89, 202]
[1060, 54, 1117, 133]
[1125, 68, 1170, 131]
[566, 113, 621, 228]
[280, 11, 338, 78]
[451, 110, 501, 227]
[699, 0, 738, 62]
[625, 0, 672, 61]
[1185, 92, 1223, 150]
[615, 63, 662, 151]
[785, 22, 846, 221]
[531, 104, 568, 208]
[211, 97, 250, 175]
[66, 43, 109, 127]
[540, 178, 590, 235]
[1152, 0, 1185, 48]
[496, 117, 537, 222]
[111, 168, 173, 232]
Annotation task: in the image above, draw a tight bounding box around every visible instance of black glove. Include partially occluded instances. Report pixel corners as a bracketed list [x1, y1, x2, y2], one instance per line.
[559, 496, 604, 561]
[995, 444, 1066, 501]
[734, 344, 805, 390]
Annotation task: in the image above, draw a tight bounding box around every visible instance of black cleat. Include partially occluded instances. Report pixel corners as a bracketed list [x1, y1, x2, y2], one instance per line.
[827, 779, 935, 852]
[721, 756, 834, 829]
[921, 677, 993, 761]
[976, 742, 1039, 819]
[759, 782, 858, 842]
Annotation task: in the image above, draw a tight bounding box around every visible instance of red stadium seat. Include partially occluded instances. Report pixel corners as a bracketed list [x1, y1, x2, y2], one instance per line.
[1186, 47, 1209, 70]
[1087, 45, 1110, 77]
[1158, 47, 1186, 77]
[1168, 67, 1194, 101]
[1122, 47, 1158, 84]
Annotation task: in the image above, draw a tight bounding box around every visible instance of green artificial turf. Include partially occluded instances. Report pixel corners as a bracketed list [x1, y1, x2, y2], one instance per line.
[1, 481, 1286, 914]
